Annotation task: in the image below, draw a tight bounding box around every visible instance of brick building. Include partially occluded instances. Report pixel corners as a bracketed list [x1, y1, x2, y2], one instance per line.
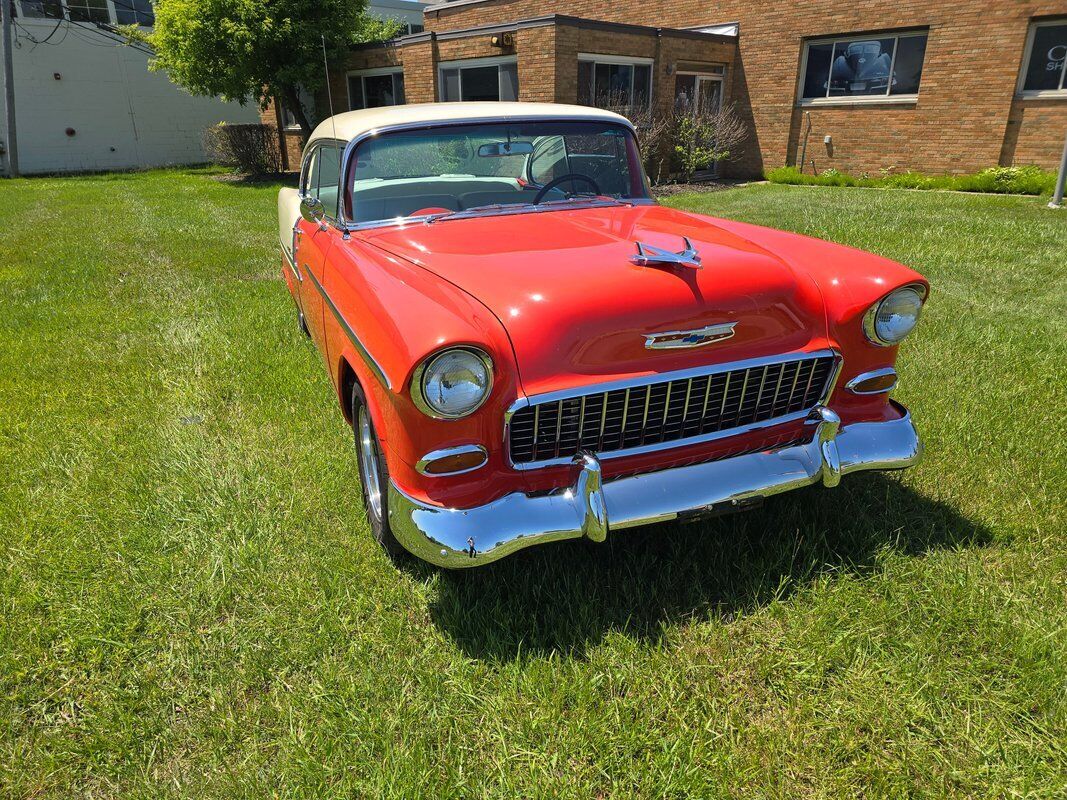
[270, 1, 1067, 178]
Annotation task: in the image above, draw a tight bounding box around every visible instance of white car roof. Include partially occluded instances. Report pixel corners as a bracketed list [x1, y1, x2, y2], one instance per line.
[306, 102, 634, 147]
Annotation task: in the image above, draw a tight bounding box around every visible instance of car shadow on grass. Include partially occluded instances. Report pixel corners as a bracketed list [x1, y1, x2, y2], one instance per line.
[420, 474, 991, 661]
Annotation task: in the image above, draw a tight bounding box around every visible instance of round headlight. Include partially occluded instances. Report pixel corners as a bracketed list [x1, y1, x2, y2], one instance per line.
[413, 348, 493, 419]
[864, 285, 925, 346]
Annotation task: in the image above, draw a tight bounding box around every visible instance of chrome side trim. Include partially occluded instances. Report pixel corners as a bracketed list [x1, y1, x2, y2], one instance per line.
[302, 264, 393, 391]
[280, 245, 301, 282]
[503, 349, 841, 470]
[388, 402, 922, 569]
[415, 444, 489, 476]
[846, 367, 898, 395]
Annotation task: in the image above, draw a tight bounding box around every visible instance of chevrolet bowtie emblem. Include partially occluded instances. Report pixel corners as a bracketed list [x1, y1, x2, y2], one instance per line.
[644, 322, 737, 350]
[631, 237, 702, 269]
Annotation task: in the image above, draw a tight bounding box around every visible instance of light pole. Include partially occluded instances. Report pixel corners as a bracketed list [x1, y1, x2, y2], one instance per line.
[1050, 131, 1067, 210]
[1, 0, 18, 178]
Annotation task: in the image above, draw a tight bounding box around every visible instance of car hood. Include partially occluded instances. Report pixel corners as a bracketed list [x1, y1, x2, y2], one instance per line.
[362, 204, 828, 396]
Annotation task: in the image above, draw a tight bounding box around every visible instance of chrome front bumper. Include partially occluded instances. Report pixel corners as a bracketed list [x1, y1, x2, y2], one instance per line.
[387, 403, 921, 569]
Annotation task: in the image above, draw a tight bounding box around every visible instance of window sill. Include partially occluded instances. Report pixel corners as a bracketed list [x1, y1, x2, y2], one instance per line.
[1015, 90, 1067, 100]
[798, 95, 918, 107]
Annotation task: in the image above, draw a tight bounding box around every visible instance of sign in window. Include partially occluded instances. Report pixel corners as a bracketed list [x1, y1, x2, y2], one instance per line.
[800, 32, 928, 103]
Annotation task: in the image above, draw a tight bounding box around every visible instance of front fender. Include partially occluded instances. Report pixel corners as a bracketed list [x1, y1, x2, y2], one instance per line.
[323, 236, 527, 508]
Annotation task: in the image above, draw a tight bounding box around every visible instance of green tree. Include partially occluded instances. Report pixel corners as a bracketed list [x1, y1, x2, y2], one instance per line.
[129, 0, 400, 137]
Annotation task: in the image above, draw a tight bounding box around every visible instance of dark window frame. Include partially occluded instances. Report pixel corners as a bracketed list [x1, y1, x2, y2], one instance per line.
[798, 29, 929, 105]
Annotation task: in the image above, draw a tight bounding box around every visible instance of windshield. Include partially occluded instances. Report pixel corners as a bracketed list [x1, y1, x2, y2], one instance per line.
[346, 121, 651, 225]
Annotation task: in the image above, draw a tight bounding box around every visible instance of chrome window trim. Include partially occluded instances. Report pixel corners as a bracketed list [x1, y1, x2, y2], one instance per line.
[504, 349, 842, 470]
[333, 115, 642, 232]
[846, 367, 898, 395]
[415, 444, 489, 476]
[862, 282, 928, 347]
[411, 346, 495, 420]
[302, 263, 392, 391]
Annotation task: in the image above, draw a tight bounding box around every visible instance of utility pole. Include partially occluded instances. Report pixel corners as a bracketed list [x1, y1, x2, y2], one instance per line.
[1, 0, 18, 177]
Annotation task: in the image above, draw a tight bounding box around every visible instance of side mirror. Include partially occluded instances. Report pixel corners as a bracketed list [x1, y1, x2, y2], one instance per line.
[300, 196, 326, 226]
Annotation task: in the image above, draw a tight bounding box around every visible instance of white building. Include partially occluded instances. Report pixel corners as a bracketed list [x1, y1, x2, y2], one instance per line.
[0, 1, 260, 176]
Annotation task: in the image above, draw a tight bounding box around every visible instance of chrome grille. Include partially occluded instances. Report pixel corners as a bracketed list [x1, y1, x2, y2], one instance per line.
[508, 355, 836, 465]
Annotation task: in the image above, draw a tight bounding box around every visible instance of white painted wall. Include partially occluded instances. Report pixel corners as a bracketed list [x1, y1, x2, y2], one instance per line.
[1, 16, 260, 175]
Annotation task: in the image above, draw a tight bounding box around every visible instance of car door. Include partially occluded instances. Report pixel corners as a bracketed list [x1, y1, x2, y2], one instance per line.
[296, 142, 343, 363]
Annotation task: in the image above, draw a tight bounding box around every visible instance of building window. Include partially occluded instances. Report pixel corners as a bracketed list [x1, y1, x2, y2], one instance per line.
[408, 22, 424, 34]
[115, 0, 154, 26]
[576, 54, 653, 110]
[66, 0, 111, 23]
[439, 57, 518, 102]
[19, 0, 64, 18]
[800, 31, 928, 104]
[348, 69, 406, 110]
[1019, 20, 1067, 96]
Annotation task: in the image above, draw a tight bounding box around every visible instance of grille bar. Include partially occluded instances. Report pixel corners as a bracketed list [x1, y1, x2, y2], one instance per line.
[508, 354, 836, 466]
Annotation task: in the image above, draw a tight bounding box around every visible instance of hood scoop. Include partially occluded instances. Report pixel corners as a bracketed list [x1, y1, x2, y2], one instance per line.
[631, 237, 702, 270]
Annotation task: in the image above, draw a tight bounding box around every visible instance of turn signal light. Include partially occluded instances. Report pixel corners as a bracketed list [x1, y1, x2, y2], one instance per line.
[846, 368, 898, 395]
[416, 445, 488, 476]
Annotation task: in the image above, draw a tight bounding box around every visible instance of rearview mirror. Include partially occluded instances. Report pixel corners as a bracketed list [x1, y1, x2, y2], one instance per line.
[300, 196, 326, 226]
[477, 141, 534, 157]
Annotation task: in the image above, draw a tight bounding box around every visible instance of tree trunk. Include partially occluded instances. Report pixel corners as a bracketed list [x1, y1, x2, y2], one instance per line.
[279, 84, 313, 140]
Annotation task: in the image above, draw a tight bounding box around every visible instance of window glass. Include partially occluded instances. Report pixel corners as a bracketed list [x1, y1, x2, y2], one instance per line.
[393, 72, 406, 104]
[441, 68, 460, 101]
[364, 73, 397, 107]
[674, 74, 696, 111]
[409, 23, 424, 34]
[19, 0, 63, 17]
[594, 63, 632, 106]
[801, 42, 833, 99]
[316, 144, 341, 218]
[577, 61, 593, 105]
[67, 0, 110, 22]
[461, 66, 500, 101]
[348, 76, 366, 110]
[891, 35, 927, 95]
[802, 33, 927, 100]
[114, 0, 153, 25]
[829, 37, 895, 97]
[632, 64, 651, 108]
[499, 63, 519, 101]
[350, 121, 648, 224]
[1022, 23, 1067, 92]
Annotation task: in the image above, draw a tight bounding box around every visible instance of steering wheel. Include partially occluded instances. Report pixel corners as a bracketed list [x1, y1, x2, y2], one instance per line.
[533, 173, 601, 204]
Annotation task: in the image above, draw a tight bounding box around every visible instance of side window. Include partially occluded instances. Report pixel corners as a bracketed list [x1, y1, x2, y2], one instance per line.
[316, 144, 341, 219]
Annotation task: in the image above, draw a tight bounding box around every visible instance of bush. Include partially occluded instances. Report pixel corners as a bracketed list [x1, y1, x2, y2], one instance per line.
[765, 164, 1056, 196]
[203, 123, 283, 175]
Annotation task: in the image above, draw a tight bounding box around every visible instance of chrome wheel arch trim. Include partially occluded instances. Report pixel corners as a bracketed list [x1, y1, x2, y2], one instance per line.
[302, 263, 393, 391]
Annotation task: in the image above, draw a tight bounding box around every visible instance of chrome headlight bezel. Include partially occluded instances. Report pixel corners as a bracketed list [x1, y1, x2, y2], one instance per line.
[862, 283, 928, 347]
[411, 346, 494, 420]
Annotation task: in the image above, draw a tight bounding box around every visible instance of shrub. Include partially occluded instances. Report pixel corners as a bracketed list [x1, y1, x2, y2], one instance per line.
[203, 123, 283, 176]
[765, 164, 1056, 196]
[673, 105, 748, 182]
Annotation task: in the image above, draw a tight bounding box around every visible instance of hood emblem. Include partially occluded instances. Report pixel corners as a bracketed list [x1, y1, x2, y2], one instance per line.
[644, 322, 737, 350]
[631, 237, 702, 270]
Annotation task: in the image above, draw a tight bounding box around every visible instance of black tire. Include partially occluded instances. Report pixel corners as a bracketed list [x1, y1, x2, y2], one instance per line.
[351, 384, 405, 559]
[298, 309, 311, 338]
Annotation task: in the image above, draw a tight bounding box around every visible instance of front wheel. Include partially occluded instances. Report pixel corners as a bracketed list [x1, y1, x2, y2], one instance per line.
[351, 384, 404, 559]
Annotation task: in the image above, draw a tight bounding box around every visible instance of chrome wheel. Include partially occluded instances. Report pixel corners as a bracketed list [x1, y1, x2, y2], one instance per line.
[357, 405, 383, 522]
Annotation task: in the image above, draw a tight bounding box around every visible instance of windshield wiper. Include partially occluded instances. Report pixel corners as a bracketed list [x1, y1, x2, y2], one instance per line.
[423, 196, 629, 224]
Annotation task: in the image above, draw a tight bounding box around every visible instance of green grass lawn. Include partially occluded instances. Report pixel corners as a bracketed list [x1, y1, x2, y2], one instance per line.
[1, 170, 1065, 798]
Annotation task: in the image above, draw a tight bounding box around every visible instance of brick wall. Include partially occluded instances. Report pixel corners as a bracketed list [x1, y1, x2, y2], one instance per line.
[424, 0, 1067, 176]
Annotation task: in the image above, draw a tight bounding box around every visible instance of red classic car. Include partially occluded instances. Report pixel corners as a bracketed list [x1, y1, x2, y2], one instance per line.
[277, 102, 927, 568]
